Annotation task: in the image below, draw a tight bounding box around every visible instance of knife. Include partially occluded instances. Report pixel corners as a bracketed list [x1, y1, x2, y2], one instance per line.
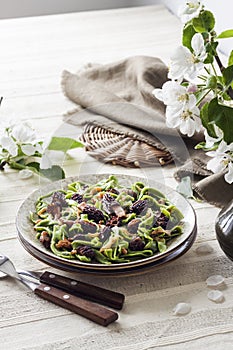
[0, 254, 118, 326]
[34, 283, 118, 326]
[19, 270, 125, 310]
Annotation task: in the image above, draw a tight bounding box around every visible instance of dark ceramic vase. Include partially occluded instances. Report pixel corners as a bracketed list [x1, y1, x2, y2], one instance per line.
[215, 199, 233, 261]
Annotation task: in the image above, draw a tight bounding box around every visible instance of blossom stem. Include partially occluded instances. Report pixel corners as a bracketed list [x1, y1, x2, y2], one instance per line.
[211, 63, 218, 78]
[198, 75, 207, 81]
[215, 54, 224, 72]
[9, 161, 27, 170]
[196, 89, 212, 106]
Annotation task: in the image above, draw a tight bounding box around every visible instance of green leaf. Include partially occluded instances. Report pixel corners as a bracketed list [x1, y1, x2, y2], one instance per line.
[217, 29, 233, 39]
[222, 65, 233, 88]
[26, 162, 40, 172]
[182, 23, 197, 50]
[228, 50, 233, 66]
[200, 102, 217, 138]
[26, 162, 65, 181]
[47, 137, 83, 153]
[39, 165, 65, 181]
[192, 11, 215, 33]
[208, 98, 233, 144]
[204, 53, 214, 64]
[195, 142, 218, 151]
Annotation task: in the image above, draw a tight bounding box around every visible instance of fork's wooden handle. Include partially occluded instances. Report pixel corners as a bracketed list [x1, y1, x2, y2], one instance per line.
[35, 283, 118, 326]
[40, 271, 125, 310]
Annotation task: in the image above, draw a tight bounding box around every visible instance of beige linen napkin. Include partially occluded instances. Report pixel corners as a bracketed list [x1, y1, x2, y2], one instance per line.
[61, 55, 233, 207]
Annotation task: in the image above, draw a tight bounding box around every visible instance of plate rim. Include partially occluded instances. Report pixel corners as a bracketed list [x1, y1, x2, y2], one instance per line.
[17, 225, 197, 277]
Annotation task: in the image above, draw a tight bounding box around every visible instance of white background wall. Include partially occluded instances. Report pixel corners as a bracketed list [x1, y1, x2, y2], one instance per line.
[1, 0, 232, 56]
[0, 0, 161, 19]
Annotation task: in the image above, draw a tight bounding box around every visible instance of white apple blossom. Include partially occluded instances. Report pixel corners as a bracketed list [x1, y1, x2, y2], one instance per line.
[225, 162, 233, 184]
[166, 101, 201, 137]
[18, 169, 33, 179]
[0, 121, 43, 157]
[153, 81, 201, 137]
[21, 144, 38, 156]
[153, 81, 189, 107]
[178, 0, 203, 23]
[0, 135, 18, 157]
[0, 118, 81, 180]
[204, 126, 223, 149]
[0, 118, 16, 136]
[207, 141, 233, 184]
[168, 33, 207, 81]
[11, 123, 36, 144]
[0, 121, 51, 172]
[11, 122, 43, 156]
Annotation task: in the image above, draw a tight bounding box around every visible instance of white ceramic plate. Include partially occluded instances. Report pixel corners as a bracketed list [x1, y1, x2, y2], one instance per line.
[16, 174, 197, 274]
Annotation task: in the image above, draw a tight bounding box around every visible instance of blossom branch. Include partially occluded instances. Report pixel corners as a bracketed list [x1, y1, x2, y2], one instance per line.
[152, 1, 233, 184]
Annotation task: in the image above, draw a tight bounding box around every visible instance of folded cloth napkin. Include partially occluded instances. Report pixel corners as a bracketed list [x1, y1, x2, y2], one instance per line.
[61, 55, 233, 207]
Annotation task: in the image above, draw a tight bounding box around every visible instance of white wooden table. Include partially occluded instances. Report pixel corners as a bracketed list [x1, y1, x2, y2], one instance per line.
[0, 5, 232, 350]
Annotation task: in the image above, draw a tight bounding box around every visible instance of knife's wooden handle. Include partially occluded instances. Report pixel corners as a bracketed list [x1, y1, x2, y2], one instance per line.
[35, 283, 118, 326]
[40, 271, 125, 310]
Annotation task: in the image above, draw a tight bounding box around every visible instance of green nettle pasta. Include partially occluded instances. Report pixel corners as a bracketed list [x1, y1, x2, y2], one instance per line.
[30, 175, 184, 264]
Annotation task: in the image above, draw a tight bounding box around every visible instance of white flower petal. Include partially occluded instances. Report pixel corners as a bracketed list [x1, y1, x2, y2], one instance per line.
[206, 275, 225, 287]
[35, 143, 43, 154]
[227, 142, 233, 152]
[12, 123, 36, 143]
[21, 144, 36, 156]
[180, 118, 196, 137]
[206, 150, 217, 158]
[0, 117, 17, 131]
[214, 126, 224, 139]
[217, 140, 228, 154]
[191, 33, 206, 58]
[193, 116, 202, 132]
[187, 94, 198, 110]
[161, 81, 187, 106]
[168, 104, 185, 116]
[169, 47, 193, 80]
[42, 136, 53, 150]
[195, 243, 213, 255]
[18, 169, 34, 179]
[166, 107, 181, 128]
[207, 290, 224, 303]
[204, 129, 222, 149]
[0, 136, 18, 157]
[168, 41, 206, 81]
[224, 162, 233, 184]
[152, 88, 163, 101]
[179, 120, 188, 136]
[207, 157, 225, 173]
[173, 302, 191, 316]
[178, 1, 202, 23]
